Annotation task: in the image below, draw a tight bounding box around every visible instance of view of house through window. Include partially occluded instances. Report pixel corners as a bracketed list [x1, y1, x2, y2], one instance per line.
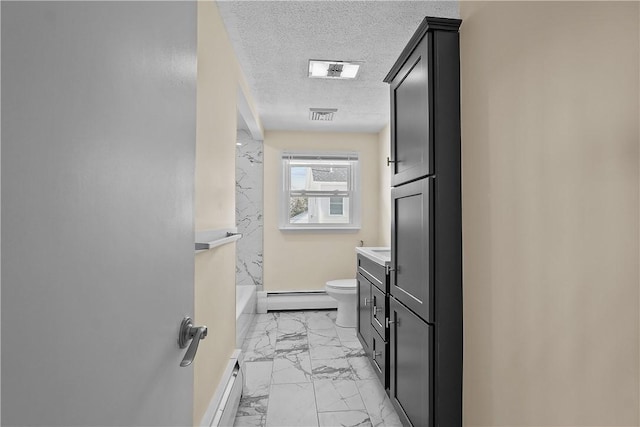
[281, 152, 359, 229]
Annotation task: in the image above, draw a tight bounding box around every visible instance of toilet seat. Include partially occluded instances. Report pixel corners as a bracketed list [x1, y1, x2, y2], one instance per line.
[326, 279, 356, 290]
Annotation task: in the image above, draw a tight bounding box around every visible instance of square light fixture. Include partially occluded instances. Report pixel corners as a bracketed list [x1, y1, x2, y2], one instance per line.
[308, 60, 361, 79]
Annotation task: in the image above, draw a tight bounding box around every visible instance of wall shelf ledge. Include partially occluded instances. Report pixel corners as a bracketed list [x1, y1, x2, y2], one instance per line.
[195, 228, 242, 252]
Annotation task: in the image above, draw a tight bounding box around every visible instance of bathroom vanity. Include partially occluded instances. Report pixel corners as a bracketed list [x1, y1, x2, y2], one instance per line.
[355, 247, 391, 388]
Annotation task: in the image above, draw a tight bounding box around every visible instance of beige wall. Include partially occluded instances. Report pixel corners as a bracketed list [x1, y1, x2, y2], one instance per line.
[460, 2, 639, 426]
[263, 131, 381, 291]
[378, 124, 391, 247]
[194, 1, 261, 422]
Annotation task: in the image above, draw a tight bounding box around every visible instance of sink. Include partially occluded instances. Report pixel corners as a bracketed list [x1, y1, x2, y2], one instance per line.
[371, 249, 391, 257]
[355, 246, 391, 266]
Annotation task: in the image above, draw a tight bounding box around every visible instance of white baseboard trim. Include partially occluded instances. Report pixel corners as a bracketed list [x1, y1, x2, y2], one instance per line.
[257, 290, 338, 312]
[200, 349, 243, 427]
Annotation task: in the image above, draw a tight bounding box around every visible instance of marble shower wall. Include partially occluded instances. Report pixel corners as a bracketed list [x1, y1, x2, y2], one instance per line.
[236, 129, 263, 290]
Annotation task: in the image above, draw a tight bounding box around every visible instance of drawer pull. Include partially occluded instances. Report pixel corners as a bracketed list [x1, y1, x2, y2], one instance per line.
[386, 318, 399, 328]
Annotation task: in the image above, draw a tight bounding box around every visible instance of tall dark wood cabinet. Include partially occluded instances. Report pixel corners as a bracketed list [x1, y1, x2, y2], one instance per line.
[384, 16, 462, 427]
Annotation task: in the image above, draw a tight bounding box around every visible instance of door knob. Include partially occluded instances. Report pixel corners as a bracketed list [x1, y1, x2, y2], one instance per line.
[178, 317, 207, 367]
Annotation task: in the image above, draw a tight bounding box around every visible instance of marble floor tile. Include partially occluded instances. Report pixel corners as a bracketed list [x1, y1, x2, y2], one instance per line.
[242, 333, 276, 362]
[276, 311, 306, 320]
[311, 357, 354, 380]
[356, 379, 403, 427]
[309, 342, 346, 360]
[306, 311, 337, 330]
[317, 410, 372, 427]
[272, 351, 312, 384]
[266, 383, 319, 427]
[242, 361, 273, 396]
[349, 356, 379, 381]
[277, 316, 307, 334]
[236, 395, 269, 419]
[342, 339, 366, 358]
[235, 311, 401, 427]
[246, 314, 278, 339]
[313, 379, 366, 412]
[275, 329, 308, 352]
[308, 328, 340, 346]
[336, 326, 360, 343]
[233, 414, 266, 427]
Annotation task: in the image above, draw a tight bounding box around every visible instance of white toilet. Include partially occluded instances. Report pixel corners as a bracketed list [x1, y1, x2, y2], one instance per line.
[325, 279, 357, 328]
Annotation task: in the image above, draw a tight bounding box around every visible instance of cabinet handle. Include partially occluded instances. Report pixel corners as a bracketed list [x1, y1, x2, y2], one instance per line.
[386, 318, 399, 328]
[374, 306, 382, 314]
[372, 351, 382, 360]
[386, 157, 397, 166]
[364, 298, 372, 306]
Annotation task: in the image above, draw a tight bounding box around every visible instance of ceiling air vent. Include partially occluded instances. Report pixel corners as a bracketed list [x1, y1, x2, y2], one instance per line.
[310, 108, 337, 122]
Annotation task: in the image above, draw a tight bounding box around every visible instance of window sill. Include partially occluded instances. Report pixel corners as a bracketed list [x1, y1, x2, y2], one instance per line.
[279, 226, 361, 233]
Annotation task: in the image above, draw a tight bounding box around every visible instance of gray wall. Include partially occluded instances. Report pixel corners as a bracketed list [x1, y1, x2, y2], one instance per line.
[2, 2, 196, 425]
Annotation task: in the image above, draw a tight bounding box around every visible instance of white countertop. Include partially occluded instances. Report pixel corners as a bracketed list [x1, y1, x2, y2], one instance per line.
[355, 246, 391, 266]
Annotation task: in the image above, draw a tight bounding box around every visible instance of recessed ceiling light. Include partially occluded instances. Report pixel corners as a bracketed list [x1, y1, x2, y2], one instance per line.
[308, 60, 361, 79]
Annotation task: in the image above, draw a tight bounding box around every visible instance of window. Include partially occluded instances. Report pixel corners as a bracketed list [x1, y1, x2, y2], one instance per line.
[329, 197, 344, 215]
[281, 152, 360, 230]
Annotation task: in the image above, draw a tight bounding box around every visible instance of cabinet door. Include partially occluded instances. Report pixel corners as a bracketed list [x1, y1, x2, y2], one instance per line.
[390, 33, 433, 187]
[356, 273, 372, 354]
[391, 177, 434, 323]
[389, 296, 433, 427]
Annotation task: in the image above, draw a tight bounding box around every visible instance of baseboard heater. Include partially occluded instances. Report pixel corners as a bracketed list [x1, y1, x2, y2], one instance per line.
[201, 350, 243, 427]
[257, 290, 337, 312]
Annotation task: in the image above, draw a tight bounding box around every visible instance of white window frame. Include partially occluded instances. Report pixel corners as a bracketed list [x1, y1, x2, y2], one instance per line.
[280, 151, 360, 231]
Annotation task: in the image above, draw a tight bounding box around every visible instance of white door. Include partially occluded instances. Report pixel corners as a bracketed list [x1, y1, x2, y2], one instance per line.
[2, 2, 197, 426]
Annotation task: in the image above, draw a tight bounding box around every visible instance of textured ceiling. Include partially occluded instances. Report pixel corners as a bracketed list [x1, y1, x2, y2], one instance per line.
[218, 1, 459, 133]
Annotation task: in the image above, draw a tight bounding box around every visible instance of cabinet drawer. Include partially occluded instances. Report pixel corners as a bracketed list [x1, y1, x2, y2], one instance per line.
[371, 284, 387, 340]
[391, 177, 434, 323]
[356, 273, 372, 354]
[370, 328, 388, 389]
[389, 296, 433, 427]
[357, 254, 386, 292]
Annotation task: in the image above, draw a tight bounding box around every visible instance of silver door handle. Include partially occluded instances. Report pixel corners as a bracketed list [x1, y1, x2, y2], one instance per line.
[178, 317, 208, 367]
